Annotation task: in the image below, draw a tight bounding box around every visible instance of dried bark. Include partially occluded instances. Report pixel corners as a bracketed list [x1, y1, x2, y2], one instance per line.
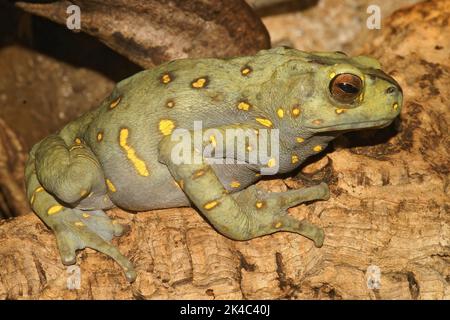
[16, 0, 270, 68]
[260, 0, 423, 52]
[0, 0, 449, 299]
[0, 119, 28, 218]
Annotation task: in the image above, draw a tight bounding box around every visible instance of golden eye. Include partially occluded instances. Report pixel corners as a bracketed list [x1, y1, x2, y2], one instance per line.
[329, 73, 363, 104]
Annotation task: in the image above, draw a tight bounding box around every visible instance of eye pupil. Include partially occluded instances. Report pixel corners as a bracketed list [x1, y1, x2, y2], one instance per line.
[337, 83, 359, 94]
[329, 73, 362, 103]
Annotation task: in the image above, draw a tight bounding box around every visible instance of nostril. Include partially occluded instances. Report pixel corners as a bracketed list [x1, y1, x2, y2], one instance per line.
[386, 86, 397, 94]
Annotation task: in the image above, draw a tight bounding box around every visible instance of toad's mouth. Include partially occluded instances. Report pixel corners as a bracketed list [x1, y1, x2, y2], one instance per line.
[305, 118, 394, 132]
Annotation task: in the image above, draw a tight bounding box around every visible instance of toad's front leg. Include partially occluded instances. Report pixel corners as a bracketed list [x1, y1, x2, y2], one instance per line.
[232, 183, 328, 246]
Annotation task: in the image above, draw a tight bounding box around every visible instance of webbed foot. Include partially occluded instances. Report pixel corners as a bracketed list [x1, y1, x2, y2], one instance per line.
[232, 182, 329, 246]
[53, 209, 136, 282]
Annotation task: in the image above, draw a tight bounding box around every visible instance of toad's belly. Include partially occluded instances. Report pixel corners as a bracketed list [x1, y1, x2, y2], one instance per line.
[86, 143, 260, 211]
[100, 156, 190, 211]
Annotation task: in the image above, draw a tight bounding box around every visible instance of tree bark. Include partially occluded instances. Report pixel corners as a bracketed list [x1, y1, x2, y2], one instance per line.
[0, 119, 28, 218]
[16, 0, 270, 68]
[0, 0, 449, 299]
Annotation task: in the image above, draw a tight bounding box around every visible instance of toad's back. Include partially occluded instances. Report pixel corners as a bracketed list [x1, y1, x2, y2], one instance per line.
[77, 49, 310, 210]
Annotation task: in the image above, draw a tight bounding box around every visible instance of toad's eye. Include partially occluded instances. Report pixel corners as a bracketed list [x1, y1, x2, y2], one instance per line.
[329, 73, 363, 104]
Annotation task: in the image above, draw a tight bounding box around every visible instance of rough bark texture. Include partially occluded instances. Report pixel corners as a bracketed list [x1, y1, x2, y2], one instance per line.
[16, 0, 270, 68]
[261, 0, 423, 52]
[0, 119, 28, 217]
[0, 0, 449, 299]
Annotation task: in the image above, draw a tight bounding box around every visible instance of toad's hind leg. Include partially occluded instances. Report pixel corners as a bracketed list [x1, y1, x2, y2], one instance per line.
[25, 135, 136, 282]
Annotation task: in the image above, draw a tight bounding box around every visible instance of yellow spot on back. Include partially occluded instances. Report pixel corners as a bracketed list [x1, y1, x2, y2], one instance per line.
[256, 118, 273, 128]
[238, 101, 251, 111]
[275, 222, 283, 228]
[296, 137, 305, 143]
[193, 169, 206, 179]
[292, 107, 301, 117]
[119, 128, 149, 177]
[97, 132, 103, 141]
[80, 190, 88, 197]
[166, 100, 175, 108]
[313, 145, 323, 152]
[241, 66, 252, 76]
[74, 138, 82, 144]
[255, 201, 264, 209]
[230, 181, 241, 188]
[277, 108, 284, 118]
[177, 180, 184, 190]
[291, 154, 299, 164]
[204, 200, 219, 210]
[335, 108, 345, 114]
[159, 119, 175, 136]
[313, 119, 323, 125]
[209, 135, 217, 147]
[47, 205, 63, 215]
[31, 186, 44, 205]
[267, 158, 276, 168]
[393, 102, 399, 110]
[109, 96, 121, 109]
[161, 73, 172, 84]
[106, 179, 117, 192]
[329, 72, 336, 79]
[82, 213, 90, 218]
[192, 77, 207, 88]
[74, 222, 85, 227]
